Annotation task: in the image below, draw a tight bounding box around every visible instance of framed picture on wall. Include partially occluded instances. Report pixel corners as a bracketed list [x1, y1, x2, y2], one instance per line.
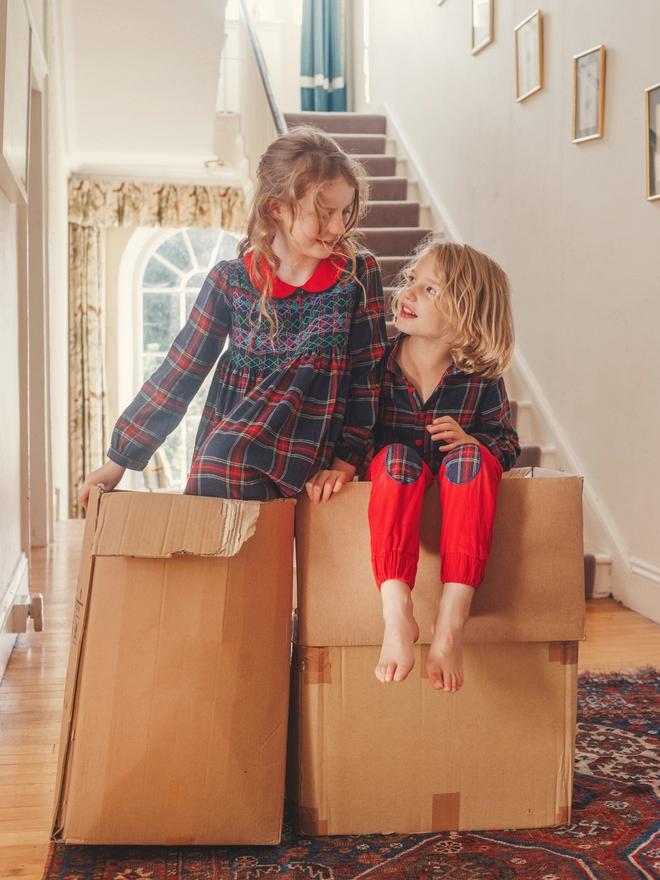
[515, 10, 543, 101]
[471, 0, 493, 55]
[646, 82, 660, 201]
[572, 45, 605, 143]
[0, 0, 31, 202]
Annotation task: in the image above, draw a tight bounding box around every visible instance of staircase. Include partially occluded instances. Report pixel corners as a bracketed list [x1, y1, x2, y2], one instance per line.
[284, 110, 605, 599]
[284, 111, 431, 318]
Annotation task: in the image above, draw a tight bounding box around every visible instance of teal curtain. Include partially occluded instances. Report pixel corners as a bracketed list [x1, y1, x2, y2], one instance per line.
[301, 0, 347, 112]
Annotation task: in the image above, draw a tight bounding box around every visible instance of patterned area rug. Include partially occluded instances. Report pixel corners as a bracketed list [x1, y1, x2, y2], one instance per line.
[43, 671, 660, 880]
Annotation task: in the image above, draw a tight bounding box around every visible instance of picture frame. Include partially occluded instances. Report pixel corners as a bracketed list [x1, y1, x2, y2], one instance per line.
[471, 0, 493, 55]
[572, 45, 605, 143]
[515, 10, 543, 102]
[645, 82, 660, 201]
[0, 0, 31, 203]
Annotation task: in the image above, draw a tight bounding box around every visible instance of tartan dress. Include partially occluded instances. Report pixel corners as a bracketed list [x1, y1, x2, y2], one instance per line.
[108, 252, 387, 500]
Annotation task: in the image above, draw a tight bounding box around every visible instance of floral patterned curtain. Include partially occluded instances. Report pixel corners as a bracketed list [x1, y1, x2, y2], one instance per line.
[68, 179, 247, 518]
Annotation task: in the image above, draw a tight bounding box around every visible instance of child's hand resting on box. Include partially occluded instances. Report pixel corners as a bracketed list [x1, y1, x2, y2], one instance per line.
[305, 456, 356, 504]
[78, 460, 126, 510]
[427, 416, 481, 453]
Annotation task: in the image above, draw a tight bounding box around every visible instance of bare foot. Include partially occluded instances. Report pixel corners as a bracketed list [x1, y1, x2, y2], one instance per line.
[426, 582, 475, 693]
[376, 579, 419, 683]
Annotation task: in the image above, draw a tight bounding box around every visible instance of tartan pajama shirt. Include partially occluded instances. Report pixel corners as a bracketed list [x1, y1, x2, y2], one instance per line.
[108, 252, 387, 500]
[366, 335, 520, 588]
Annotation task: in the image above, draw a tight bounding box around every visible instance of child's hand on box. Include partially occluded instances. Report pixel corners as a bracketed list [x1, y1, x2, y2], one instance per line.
[78, 460, 126, 510]
[427, 416, 480, 453]
[305, 457, 356, 504]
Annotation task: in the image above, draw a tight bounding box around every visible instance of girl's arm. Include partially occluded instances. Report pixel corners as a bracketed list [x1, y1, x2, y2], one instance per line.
[333, 252, 388, 468]
[108, 263, 233, 473]
[470, 378, 520, 470]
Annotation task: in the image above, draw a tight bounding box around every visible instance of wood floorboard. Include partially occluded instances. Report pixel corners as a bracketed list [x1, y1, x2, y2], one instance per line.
[1, 520, 660, 878]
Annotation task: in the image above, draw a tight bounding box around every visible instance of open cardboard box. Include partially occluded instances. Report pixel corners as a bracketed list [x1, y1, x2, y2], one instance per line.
[288, 468, 586, 835]
[52, 487, 295, 845]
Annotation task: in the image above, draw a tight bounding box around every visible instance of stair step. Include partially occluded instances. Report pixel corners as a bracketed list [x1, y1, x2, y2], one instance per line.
[516, 444, 542, 469]
[367, 176, 408, 200]
[284, 111, 387, 135]
[362, 201, 420, 228]
[355, 154, 397, 176]
[361, 227, 431, 256]
[332, 134, 387, 155]
[376, 256, 409, 286]
[584, 551, 613, 599]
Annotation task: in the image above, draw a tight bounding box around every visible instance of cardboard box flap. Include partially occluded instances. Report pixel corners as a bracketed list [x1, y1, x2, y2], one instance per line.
[91, 491, 263, 558]
[295, 468, 586, 647]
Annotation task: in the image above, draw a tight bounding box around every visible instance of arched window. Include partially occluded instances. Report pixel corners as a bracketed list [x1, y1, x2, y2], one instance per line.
[139, 228, 240, 489]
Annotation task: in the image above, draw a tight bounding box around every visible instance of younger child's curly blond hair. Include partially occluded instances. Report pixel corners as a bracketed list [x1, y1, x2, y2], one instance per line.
[392, 236, 515, 378]
[238, 126, 368, 334]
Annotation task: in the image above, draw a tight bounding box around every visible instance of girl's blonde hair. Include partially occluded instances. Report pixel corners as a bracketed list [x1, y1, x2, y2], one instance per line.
[238, 126, 368, 334]
[392, 236, 515, 378]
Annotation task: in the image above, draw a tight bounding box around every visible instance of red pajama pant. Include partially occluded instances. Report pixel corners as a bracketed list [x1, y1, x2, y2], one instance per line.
[365, 443, 503, 589]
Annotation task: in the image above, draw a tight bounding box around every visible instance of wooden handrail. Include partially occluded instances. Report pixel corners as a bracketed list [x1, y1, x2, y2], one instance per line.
[237, 0, 288, 137]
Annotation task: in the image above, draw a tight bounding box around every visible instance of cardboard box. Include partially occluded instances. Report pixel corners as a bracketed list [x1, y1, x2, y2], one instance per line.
[53, 487, 295, 845]
[288, 468, 585, 835]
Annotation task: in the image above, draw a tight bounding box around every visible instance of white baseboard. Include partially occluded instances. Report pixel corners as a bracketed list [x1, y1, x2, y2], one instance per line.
[0, 554, 29, 683]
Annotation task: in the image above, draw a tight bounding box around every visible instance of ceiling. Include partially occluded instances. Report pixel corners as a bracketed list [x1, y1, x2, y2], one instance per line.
[57, 0, 234, 182]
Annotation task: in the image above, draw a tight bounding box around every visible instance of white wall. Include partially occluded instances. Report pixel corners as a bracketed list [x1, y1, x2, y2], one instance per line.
[46, 0, 72, 520]
[359, 1, 660, 616]
[0, 193, 22, 589]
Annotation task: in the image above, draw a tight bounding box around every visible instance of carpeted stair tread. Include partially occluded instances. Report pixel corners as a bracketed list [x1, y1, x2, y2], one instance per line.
[331, 133, 387, 155]
[516, 444, 542, 469]
[376, 256, 409, 286]
[361, 227, 431, 255]
[362, 201, 420, 228]
[355, 154, 397, 176]
[367, 176, 408, 200]
[284, 111, 387, 134]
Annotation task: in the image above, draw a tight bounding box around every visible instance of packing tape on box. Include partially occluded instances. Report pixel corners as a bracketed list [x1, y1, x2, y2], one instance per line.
[296, 804, 329, 836]
[300, 647, 332, 685]
[555, 805, 570, 825]
[432, 792, 461, 832]
[548, 641, 579, 665]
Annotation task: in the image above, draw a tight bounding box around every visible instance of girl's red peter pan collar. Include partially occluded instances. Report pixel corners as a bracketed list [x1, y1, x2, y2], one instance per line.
[244, 250, 347, 298]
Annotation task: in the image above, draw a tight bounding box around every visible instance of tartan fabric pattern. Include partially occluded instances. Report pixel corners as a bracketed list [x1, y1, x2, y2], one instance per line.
[109, 254, 387, 500]
[373, 335, 520, 474]
[443, 444, 483, 485]
[384, 442, 424, 485]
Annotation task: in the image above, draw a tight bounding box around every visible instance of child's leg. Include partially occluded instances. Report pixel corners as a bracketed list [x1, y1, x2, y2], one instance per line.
[427, 444, 503, 693]
[366, 444, 433, 682]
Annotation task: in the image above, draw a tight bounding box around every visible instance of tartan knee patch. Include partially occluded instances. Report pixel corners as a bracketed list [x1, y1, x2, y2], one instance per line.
[385, 444, 423, 484]
[444, 445, 482, 485]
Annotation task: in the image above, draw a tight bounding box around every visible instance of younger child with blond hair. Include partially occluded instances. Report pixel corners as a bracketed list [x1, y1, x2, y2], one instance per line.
[366, 237, 519, 692]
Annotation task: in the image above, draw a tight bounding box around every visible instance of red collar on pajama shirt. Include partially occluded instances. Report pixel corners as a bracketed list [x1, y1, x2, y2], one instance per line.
[244, 251, 347, 298]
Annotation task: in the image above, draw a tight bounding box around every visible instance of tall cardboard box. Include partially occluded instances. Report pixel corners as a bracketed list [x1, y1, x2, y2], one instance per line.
[53, 487, 295, 845]
[289, 468, 585, 835]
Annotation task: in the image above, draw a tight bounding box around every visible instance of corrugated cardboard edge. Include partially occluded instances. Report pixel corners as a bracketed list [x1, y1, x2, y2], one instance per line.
[51, 486, 104, 840]
[90, 493, 262, 558]
[555, 642, 578, 826]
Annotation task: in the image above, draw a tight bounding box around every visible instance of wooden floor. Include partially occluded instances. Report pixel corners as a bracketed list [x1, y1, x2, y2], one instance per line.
[2, 521, 660, 879]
